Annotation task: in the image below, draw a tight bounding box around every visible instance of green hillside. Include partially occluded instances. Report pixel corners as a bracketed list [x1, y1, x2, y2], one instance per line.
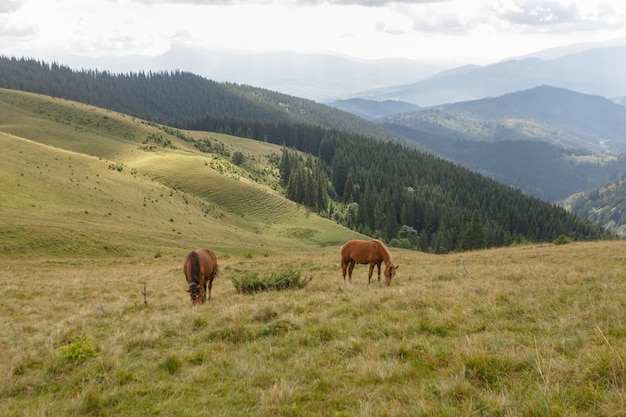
[0, 89, 362, 259]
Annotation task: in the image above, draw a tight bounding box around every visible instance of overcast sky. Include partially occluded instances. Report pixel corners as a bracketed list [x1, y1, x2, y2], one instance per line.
[1, 0, 625, 66]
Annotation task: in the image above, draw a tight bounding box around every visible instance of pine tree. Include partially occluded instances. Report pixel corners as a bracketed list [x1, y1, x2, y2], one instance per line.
[460, 211, 487, 251]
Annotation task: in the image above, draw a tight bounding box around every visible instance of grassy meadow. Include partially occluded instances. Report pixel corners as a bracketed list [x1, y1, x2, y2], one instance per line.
[1, 89, 625, 416]
[2, 242, 625, 416]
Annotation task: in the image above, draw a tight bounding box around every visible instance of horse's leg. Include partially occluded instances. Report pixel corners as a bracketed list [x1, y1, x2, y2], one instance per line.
[368, 263, 375, 285]
[207, 276, 213, 300]
[376, 262, 382, 283]
[348, 261, 355, 282]
[341, 259, 348, 281]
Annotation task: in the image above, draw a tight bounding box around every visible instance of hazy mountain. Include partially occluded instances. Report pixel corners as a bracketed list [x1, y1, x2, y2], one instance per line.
[613, 97, 626, 106]
[56, 46, 447, 102]
[326, 98, 420, 121]
[442, 86, 626, 153]
[346, 45, 626, 106]
[383, 86, 626, 153]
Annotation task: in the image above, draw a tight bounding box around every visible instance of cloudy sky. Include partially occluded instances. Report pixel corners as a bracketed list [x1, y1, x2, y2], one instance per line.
[1, 0, 625, 65]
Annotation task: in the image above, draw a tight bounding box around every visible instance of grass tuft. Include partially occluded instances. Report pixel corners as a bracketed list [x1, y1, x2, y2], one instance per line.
[162, 355, 182, 375]
[231, 269, 312, 294]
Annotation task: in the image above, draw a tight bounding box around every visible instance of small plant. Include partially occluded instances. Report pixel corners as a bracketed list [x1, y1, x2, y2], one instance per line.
[57, 332, 99, 362]
[162, 355, 182, 375]
[108, 162, 124, 172]
[231, 269, 312, 294]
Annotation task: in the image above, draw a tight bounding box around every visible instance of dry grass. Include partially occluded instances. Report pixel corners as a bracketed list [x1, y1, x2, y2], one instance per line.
[1, 241, 625, 416]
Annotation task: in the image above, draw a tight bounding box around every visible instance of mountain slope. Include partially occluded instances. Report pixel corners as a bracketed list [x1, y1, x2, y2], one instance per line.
[562, 176, 626, 238]
[0, 56, 407, 146]
[438, 86, 626, 153]
[383, 122, 625, 202]
[378, 86, 626, 202]
[0, 89, 362, 257]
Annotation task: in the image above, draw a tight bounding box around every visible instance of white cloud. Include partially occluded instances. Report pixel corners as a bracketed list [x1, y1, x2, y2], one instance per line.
[0, 0, 624, 64]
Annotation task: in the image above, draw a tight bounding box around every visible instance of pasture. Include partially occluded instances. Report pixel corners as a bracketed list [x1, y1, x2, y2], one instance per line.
[1, 88, 624, 415]
[1, 241, 625, 416]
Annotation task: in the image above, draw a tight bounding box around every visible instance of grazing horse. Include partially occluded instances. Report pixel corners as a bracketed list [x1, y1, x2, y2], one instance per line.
[340, 239, 399, 285]
[183, 248, 219, 305]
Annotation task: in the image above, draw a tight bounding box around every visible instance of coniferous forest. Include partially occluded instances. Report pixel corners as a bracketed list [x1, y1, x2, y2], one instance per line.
[0, 56, 613, 252]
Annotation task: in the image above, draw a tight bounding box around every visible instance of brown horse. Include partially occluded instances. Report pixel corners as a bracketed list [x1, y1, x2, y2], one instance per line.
[183, 248, 219, 305]
[340, 239, 399, 285]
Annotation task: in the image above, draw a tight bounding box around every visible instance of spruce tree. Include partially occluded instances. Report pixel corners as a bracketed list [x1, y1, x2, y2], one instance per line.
[460, 211, 487, 251]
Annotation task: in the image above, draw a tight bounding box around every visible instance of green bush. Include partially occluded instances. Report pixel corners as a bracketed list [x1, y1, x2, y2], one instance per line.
[553, 235, 573, 245]
[57, 332, 99, 362]
[231, 269, 312, 294]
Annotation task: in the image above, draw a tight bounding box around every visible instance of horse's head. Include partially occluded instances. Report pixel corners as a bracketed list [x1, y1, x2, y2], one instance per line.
[187, 282, 205, 305]
[384, 264, 399, 286]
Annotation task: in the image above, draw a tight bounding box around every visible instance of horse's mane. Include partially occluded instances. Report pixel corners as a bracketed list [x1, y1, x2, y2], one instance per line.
[190, 250, 201, 284]
[373, 239, 393, 264]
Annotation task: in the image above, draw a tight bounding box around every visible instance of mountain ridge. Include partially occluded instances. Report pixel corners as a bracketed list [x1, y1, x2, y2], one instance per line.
[346, 45, 626, 106]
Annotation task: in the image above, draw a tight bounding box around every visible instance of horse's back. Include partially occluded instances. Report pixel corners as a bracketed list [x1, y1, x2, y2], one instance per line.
[341, 239, 383, 263]
[195, 248, 218, 276]
[340, 239, 361, 259]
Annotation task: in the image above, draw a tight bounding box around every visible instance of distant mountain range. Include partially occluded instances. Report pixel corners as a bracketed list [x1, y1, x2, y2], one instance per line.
[54, 47, 447, 102]
[385, 86, 626, 153]
[342, 44, 626, 106]
[47, 38, 626, 108]
[326, 98, 420, 121]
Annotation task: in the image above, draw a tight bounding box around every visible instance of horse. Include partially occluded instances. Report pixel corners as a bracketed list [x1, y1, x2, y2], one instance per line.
[183, 248, 219, 305]
[340, 239, 399, 286]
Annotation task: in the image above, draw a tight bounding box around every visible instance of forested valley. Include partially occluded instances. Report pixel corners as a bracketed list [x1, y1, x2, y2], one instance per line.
[0, 56, 613, 252]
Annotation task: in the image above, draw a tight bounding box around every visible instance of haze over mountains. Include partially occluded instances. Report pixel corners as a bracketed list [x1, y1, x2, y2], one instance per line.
[344, 44, 626, 107]
[57, 38, 626, 106]
[56, 47, 448, 103]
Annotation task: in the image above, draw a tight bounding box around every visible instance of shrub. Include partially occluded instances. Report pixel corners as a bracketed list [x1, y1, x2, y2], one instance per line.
[232, 150, 246, 166]
[553, 235, 573, 245]
[57, 332, 99, 362]
[231, 269, 312, 294]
